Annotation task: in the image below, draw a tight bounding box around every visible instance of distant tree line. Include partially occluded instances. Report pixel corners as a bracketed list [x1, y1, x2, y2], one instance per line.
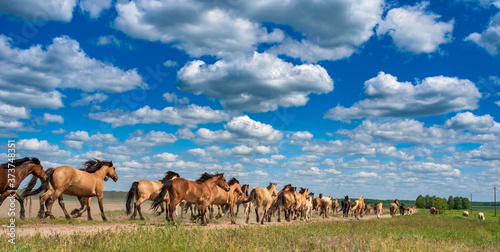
[415, 195, 471, 214]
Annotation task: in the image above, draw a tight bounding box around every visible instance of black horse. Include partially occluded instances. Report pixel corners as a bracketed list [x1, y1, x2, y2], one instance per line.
[339, 195, 350, 218]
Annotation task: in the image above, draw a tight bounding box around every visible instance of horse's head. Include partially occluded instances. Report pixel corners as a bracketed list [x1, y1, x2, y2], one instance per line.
[29, 158, 46, 180]
[228, 178, 242, 195]
[216, 173, 230, 192]
[242, 184, 249, 197]
[268, 182, 278, 197]
[105, 161, 118, 182]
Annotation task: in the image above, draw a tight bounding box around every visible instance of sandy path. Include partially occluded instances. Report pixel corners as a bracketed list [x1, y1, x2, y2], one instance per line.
[1, 199, 400, 237]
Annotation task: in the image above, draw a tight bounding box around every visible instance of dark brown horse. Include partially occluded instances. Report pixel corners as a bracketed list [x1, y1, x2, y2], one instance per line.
[152, 172, 230, 225]
[126, 171, 180, 220]
[273, 184, 296, 222]
[0, 157, 45, 219]
[339, 195, 350, 218]
[399, 203, 406, 216]
[233, 184, 249, 217]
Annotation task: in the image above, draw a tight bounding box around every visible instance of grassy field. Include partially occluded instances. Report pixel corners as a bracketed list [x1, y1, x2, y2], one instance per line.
[1, 207, 499, 252]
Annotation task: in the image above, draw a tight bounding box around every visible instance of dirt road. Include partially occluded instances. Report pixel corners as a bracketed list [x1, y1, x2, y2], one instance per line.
[1, 198, 399, 237]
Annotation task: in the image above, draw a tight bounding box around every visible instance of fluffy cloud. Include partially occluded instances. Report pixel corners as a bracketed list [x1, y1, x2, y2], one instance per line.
[188, 145, 277, 158]
[0, 103, 30, 128]
[465, 7, 500, 56]
[43, 113, 64, 124]
[124, 130, 177, 147]
[0, 0, 76, 22]
[62, 130, 118, 149]
[17, 138, 71, 158]
[70, 93, 108, 107]
[79, 0, 112, 19]
[113, 0, 283, 57]
[377, 2, 454, 54]
[89, 104, 232, 128]
[324, 72, 481, 121]
[0, 35, 147, 109]
[302, 140, 377, 157]
[194, 115, 283, 145]
[163, 92, 189, 105]
[177, 52, 333, 113]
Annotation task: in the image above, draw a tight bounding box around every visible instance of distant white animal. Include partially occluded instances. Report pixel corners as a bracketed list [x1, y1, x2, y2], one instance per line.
[304, 194, 313, 222]
[478, 212, 485, 220]
[462, 211, 469, 217]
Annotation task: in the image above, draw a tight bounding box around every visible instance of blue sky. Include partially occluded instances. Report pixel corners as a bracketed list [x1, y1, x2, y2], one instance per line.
[1, 0, 499, 201]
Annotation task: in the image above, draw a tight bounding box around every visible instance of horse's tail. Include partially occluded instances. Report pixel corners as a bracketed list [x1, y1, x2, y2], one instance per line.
[21, 176, 39, 198]
[242, 188, 257, 204]
[22, 168, 54, 197]
[273, 191, 284, 210]
[151, 180, 171, 213]
[125, 181, 139, 215]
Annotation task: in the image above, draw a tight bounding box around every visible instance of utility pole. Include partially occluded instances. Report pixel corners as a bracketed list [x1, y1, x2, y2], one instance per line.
[495, 186, 497, 217]
[470, 194, 472, 216]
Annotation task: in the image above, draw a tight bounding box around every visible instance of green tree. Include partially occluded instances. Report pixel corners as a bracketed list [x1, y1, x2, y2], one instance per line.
[416, 195, 425, 208]
[461, 197, 471, 210]
[453, 196, 461, 209]
[447, 195, 454, 210]
[433, 197, 449, 214]
[424, 194, 430, 209]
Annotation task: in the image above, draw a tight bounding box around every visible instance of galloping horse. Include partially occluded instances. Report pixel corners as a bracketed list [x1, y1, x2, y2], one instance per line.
[273, 184, 296, 222]
[364, 203, 372, 214]
[0, 157, 45, 219]
[233, 184, 249, 217]
[430, 207, 438, 215]
[209, 178, 243, 224]
[320, 196, 332, 218]
[350, 196, 365, 220]
[243, 182, 278, 224]
[374, 202, 383, 218]
[339, 195, 350, 218]
[294, 187, 308, 220]
[399, 203, 406, 216]
[24, 159, 118, 221]
[313, 193, 322, 214]
[304, 192, 313, 221]
[151, 172, 230, 225]
[126, 171, 180, 220]
[390, 199, 399, 217]
[331, 198, 339, 215]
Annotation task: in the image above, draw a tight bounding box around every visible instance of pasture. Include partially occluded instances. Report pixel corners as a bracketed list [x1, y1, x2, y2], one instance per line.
[1, 200, 498, 251]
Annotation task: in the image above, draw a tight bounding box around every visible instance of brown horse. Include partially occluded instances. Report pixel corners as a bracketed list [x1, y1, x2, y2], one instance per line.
[126, 171, 180, 220]
[430, 207, 438, 215]
[233, 184, 249, 217]
[364, 203, 372, 214]
[350, 196, 365, 220]
[399, 203, 406, 216]
[390, 199, 399, 217]
[0, 157, 45, 219]
[243, 182, 278, 224]
[273, 184, 296, 222]
[294, 187, 308, 220]
[313, 193, 322, 214]
[24, 159, 118, 221]
[331, 198, 339, 215]
[151, 172, 230, 225]
[374, 202, 383, 218]
[209, 178, 242, 224]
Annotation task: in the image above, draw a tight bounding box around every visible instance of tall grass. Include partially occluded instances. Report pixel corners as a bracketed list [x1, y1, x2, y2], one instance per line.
[1, 211, 499, 251]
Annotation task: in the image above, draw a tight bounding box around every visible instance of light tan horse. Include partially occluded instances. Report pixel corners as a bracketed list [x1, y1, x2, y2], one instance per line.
[25, 160, 118, 221]
[407, 206, 416, 216]
[294, 187, 308, 220]
[151, 172, 230, 225]
[374, 202, 383, 218]
[390, 199, 399, 217]
[1, 157, 46, 220]
[350, 196, 365, 220]
[273, 184, 296, 222]
[210, 178, 243, 224]
[243, 182, 278, 224]
[364, 203, 372, 214]
[320, 196, 332, 218]
[304, 192, 313, 222]
[125, 171, 180, 220]
[313, 193, 322, 214]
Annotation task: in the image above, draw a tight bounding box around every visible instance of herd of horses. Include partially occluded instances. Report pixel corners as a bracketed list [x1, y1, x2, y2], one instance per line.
[2, 157, 422, 225]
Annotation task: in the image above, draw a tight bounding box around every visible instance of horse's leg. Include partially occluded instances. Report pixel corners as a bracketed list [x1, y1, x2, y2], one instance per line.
[57, 195, 71, 220]
[168, 197, 184, 225]
[133, 197, 147, 220]
[245, 202, 252, 224]
[137, 204, 145, 221]
[46, 188, 65, 219]
[38, 191, 50, 218]
[96, 195, 108, 221]
[230, 203, 235, 224]
[10, 192, 26, 220]
[255, 204, 260, 223]
[86, 197, 93, 221]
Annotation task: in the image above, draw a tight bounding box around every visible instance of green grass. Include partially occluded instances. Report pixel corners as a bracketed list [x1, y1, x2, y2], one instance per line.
[1, 210, 499, 251]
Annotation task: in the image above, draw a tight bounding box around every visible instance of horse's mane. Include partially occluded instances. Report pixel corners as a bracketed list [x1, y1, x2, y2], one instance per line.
[281, 184, 292, 190]
[160, 171, 180, 183]
[228, 178, 239, 186]
[319, 193, 323, 198]
[393, 199, 399, 203]
[1, 157, 40, 169]
[299, 187, 307, 193]
[308, 192, 314, 196]
[266, 182, 276, 190]
[195, 172, 222, 184]
[81, 159, 113, 173]
[241, 184, 249, 196]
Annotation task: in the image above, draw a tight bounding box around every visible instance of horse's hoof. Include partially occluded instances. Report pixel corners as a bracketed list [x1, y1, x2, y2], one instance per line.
[49, 215, 55, 220]
[66, 216, 71, 220]
[140, 217, 145, 221]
